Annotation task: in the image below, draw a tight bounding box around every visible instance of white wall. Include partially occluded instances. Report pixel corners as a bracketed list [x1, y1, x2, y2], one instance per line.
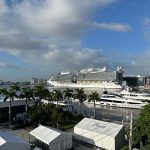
[115, 128, 125, 150]
[49, 134, 72, 150]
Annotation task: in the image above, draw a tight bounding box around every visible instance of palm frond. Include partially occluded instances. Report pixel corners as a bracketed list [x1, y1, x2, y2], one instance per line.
[4, 96, 9, 102]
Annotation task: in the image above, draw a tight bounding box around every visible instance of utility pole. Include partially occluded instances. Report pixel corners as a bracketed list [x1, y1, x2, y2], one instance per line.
[129, 111, 133, 150]
[122, 115, 124, 125]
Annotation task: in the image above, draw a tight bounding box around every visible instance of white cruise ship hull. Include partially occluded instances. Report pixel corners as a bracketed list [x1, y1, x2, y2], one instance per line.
[47, 81, 122, 92]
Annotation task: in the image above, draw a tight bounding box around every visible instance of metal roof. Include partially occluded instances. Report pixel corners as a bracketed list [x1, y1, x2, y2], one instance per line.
[30, 125, 69, 145]
[74, 118, 124, 138]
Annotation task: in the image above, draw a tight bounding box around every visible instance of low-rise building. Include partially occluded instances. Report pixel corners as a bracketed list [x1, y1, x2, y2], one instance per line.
[31, 78, 38, 85]
[123, 75, 146, 87]
[31, 78, 46, 85]
[0, 99, 36, 123]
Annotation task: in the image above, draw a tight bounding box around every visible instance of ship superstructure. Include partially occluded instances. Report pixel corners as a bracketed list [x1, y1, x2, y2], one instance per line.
[47, 67, 124, 92]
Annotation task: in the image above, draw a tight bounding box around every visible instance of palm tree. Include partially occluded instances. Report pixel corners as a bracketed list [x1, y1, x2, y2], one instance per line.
[53, 90, 63, 107]
[19, 87, 34, 116]
[0, 84, 20, 125]
[88, 91, 100, 119]
[63, 88, 73, 111]
[44, 89, 54, 104]
[74, 88, 86, 114]
[33, 85, 47, 103]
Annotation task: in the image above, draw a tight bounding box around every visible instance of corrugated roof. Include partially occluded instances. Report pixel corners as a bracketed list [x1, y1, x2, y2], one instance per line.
[30, 125, 67, 145]
[74, 118, 123, 138]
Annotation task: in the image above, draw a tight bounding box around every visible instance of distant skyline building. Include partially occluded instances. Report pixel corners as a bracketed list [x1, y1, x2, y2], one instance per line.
[0, 79, 3, 85]
[30, 78, 47, 85]
[30, 78, 38, 85]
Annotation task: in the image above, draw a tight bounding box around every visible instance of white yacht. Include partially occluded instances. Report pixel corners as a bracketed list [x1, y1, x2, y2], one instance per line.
[47, 67, 124, 92]
[94, 93, 147, 109]
[119, 88, 150, 101]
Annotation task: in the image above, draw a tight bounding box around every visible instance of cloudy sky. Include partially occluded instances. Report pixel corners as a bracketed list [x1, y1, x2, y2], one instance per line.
[0, 0, 150, 81]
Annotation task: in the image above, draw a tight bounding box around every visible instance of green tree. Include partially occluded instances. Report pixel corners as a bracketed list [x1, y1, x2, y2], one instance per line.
[0, 84, 20, 125]
[88, 91, 100, 119]
[53, 90, 63, 107]
[140, 144, 150, 150]
[74, 88, 86, 114]
[33, 85, 47, 103]
[29, 104, 53, 124]
[44, 89, 54, 104]
[29, 105, 43, 124]
[19, 87, 34, 116]
[63, 88, 73, 111]
[133, 104, 150, 149]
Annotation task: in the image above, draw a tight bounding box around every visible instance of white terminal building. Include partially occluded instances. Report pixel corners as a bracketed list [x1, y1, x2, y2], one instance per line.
[74, 118, 125, 150]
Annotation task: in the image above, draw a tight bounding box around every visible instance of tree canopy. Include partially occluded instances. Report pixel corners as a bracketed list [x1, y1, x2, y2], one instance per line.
[133, 104, 150, 149]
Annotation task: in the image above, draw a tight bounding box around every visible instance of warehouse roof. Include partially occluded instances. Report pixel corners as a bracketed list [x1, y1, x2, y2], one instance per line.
[74, 118, 124, 138]
[30, 125, 69, 145]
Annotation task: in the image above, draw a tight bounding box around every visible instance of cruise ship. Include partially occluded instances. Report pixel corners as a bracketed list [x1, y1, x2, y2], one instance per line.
[47, 67, 124, 92]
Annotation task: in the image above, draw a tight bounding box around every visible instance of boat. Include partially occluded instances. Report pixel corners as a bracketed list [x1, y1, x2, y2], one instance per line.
[47, 66, 124, 92]
[98, 93, 147, 109]
[119, 88, 150, 101]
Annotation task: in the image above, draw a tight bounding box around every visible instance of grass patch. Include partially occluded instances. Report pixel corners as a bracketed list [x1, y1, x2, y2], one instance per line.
[62, 123, 76, 130]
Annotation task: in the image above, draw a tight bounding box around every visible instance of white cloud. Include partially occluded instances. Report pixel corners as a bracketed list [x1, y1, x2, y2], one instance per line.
[108, 49, 150, 75]
[9, 0, 121, 38]
[0, 61, 18, 69]
[143, 17, 150, 24]
[143, 17, 150, 41]
[43, 48, 105, 68]
[0, 0, 132, 76]
[0, 0, 8, 14]
[0, 61, 7, 68]
[91, 22, 132, 32]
